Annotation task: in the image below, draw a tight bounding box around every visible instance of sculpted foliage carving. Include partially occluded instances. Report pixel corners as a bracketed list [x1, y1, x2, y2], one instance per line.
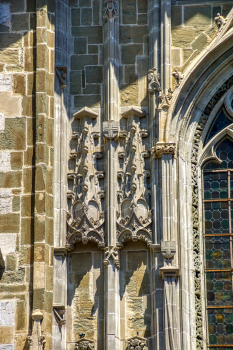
[117, 107, 152, 247]
[151, 143, 175, 158]
[148, 67, 161, 92]
[67, 108, 105, 249]
[127, 336, 147, 350]
[75, 337, 95, 350]
[191, 75, 233, 349]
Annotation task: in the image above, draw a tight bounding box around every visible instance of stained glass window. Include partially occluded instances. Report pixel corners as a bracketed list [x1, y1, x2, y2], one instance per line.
[205, 110, 232, 145]
[203, 139, 233, 349]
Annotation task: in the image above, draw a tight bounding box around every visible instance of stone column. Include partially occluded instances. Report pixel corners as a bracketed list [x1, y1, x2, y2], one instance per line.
[103, 1, 120, 349]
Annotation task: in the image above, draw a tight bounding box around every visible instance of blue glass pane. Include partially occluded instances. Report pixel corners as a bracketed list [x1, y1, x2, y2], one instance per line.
[206, 111, 232, 144]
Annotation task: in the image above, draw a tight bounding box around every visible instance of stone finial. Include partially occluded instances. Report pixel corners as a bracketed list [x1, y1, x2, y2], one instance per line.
[161, 241, 176, 260]
[151, 143, 176, 158]
[103, 121, 119, 139]
[103, 246, 120, 268]
[148, 67, 161, 92]
[172, 69, 184, 87]
[103, 0, 117, 19]
[214, 13, 227, 30]
[127, 336, 147, 349]
[75, 337, 95, 350]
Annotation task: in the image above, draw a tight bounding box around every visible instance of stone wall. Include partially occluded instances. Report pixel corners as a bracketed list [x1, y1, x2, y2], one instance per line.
[0, 0, 55, 348]
[171, 2, 233, 88]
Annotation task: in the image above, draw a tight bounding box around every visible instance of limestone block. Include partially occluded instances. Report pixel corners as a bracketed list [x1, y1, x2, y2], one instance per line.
[0, 93, 21, 117]
[0, 152, 11, 172]
[0, 75, 11, 92]
[0, 234, 16, 257]
[0, 113, 5, 132]
[0, 301, 14, 326]
[0, 4, 10, 27]
[0, 189, 12, 214]
[0, 345, 14, 350]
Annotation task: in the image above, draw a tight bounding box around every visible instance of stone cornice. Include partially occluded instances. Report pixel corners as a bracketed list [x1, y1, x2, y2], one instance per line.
[159, 266, 180, 280]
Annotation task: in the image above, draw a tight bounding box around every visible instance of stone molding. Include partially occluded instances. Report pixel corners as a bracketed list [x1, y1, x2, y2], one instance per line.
[151, 142, 175, 158]
[127, 336, 147, 349]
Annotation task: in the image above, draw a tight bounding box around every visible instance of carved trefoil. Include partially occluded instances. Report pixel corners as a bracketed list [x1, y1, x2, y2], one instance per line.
[67, 107, 105, 250]
[117, 107, 152, 247]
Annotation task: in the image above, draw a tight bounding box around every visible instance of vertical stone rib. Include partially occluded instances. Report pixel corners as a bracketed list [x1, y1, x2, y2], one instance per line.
[160, 0, 171, 92]
[103, 2, 120, 349]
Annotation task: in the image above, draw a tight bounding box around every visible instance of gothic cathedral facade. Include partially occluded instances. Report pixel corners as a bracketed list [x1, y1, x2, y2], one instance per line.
[0, 0, 233, 349]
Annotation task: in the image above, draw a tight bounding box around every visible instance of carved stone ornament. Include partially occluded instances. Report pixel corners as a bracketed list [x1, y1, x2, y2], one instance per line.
[172, 69, 184, 87]
[158, 91, 173, 110]
[151, 142, 176, 158]
[117, 107, 152, 247]
[103, 246, 120, 268]
[148, 67, 161, 92]
[103, 120, 119, 139]
[127, 336, 147, 350]
[117, 200, 152, 248]
[53, 307, 66, 326]
[75, 337, 95, 350]
[103, 0, 117, 19]
[214, 13, 228, 30]
[55, 66, 67, 89]
[67, 107, 105, 250]
[27, 335, 33, 347]
[161, 241, 176, 259]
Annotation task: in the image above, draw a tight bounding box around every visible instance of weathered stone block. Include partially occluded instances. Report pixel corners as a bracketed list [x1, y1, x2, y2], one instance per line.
[171, 6, 182, 27]
[0, 93, 21, 117]
[0, 34, 22, 48]
[23, 168, 33, 193]
[24, 47, 36, 72]
[69, 0, 78, 6]
[71, 54, 98, 71]
[121, 44, 143, 64]
[81, 8, 92, 26]
[12, 14, 29, 32]
[46, 167, 53, 194]
[192, 33, 209, 52]
[0, 49, 19, 65]
[21, 218, 32, 245]
[72, 26, 102, 44]
[125, 65, 137, 84]
[0, 301, 14, 326]
[47, 73, 54, 96]
[0, 327, 13, 344]
[0, 284, 26, 293]
[44, 291, 53, 313]
[24, 147, 34, 167]
[19, 246, 31, 265]
[13, 74, 25, 95]
[45, 193, 53, 217]
[136, 56, 149, 75]
[120, 26, 131, 44]
[16, 301, 26, 332]
[0, 234, 16, 256]
[74, 94, 100, 108]
[45, 217, 53, 245]
[34, 215, 45, 242]
[171, 48, 181, 67]
[23, 96, 36, 117]
[37, 45, 47, 69]
[128, 251, 147, 271]
[172, 27, 197, 48]
[0, 172, 22, 188]
[12, 196, 20, 212]
[46, 265, 53, 291]
[6, 255, 17, 271]
[93, 0, 100, 25]
[120, 84, 138, 105]
[85, 66, 102, 84]
[138, 0, 147, 13]
[138, 14, 147, 25]
[88, 45, 98, 54]
[74, 37, 87, 54]
[83, 85, 100, 95]
[2, 267, 25, 284]
[122, 0, 136, 24]
[33, 289, 44, 310]
[132, 26, 148, 44]
[11, 152, 23, 170]
[69, 253, 92, 273]
[9, 0, 25, 12]
[70, 71, 82, 94]
[15, 334, 29, 350]
[184, 6, 211, 26]
[79, 0, 91, 7]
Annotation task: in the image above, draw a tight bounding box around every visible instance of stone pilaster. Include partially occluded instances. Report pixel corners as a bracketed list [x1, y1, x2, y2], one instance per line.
[32, 1, 55, 348]
[103, 1, 120, 349]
